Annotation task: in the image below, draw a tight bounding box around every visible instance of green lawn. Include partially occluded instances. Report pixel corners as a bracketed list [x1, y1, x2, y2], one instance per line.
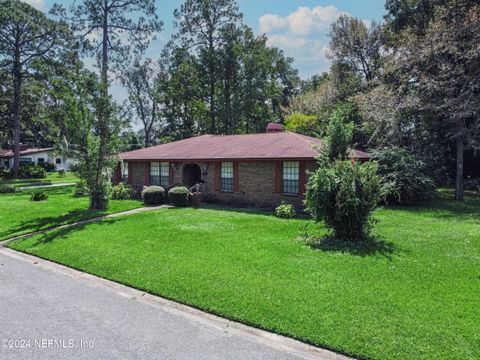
[0, 186, 142, 240]
[0, 171, 79, 187]
[8, 191, 480, 359]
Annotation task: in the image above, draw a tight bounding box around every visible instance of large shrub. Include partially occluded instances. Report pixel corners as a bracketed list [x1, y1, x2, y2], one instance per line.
[111, 183, 135, 200]
[142, 186, 165, 205]
[373, 147, 435, 205]
[305, 161, 381, 241]
[18, 164, 46, 179]
[38, 162, 55, 172]
[275, 202, 296, 219]
[168, 186, 190, 207]
[73, 179, 89, 197]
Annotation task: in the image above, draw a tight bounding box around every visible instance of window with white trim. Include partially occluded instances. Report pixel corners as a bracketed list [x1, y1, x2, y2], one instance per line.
[282, 161, 299, 195]
[221, 162, 233, 192]
[150, 162, 169, 188]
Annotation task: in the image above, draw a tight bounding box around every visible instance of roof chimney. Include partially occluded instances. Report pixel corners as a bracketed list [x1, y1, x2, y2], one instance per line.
[266, 123, 284, 133]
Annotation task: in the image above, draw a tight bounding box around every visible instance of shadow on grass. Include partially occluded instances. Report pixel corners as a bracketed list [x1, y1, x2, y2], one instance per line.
[29, 217, 124, 246]
[306, 236, 395, 258]
[1, 208, 110, 240]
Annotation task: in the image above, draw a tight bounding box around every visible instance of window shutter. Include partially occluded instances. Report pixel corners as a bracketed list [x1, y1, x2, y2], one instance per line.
[168, 162, 174, 187]
[299, 161, 306, 195]
[275, 161, 282, 193]
[144, 162, 150, 186]
[233, 162, 239, 192]
[215, 163, 221, 191]
[127, 162, 132, 184]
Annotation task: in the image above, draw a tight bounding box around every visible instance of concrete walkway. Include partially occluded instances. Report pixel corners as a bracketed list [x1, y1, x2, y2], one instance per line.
[19, 183, 75, 190]
[0, 248, 350, 360]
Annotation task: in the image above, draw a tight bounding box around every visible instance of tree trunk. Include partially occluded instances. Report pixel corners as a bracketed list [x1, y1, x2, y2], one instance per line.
[12, 47, 22, 178]
[208, 35, 216, 134]
[90, 2, 109, 210]
[454, 117, 464, 201]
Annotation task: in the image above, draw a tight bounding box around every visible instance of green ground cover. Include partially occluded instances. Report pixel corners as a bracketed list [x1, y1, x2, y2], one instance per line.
[8, 190, 480, 359]
[0, 186, 142, 240]
[0, 171, 79, 187]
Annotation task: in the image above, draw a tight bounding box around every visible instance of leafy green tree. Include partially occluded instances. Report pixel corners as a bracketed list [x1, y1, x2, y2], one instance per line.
[325, 107, 354, 162]
[393, 1, 480, 200]
[53, 0, 162, 209]
[373, 147, 435, 205]
[0, 0, 69, 177]
[173, 0, 242, 134]
[284, 114, 319, 137]
[328, 14, 383, 86]
[121, 58, 159, 147]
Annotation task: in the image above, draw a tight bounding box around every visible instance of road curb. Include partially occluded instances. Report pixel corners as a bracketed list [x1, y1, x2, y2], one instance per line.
[0, 247, 353, 360]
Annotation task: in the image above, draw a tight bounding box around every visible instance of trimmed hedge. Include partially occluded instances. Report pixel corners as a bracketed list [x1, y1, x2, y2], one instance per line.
[168, 186, 190, 207]
[275, 202, 296, 219]
[142, 186, 165, 205]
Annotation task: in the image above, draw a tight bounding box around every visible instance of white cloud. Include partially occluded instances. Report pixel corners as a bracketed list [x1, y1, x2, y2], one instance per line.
[259, 6, 345, 37]
[259, 6, 349, 78]
[22, 0, 44, 9]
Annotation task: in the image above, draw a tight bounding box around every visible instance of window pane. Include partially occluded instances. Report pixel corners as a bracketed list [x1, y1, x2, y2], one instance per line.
[282, 161, 299, 194]
[150, 162, 161, 186]
[221, 162, 233, 178]
[160, 162, 169, 176]
[221, 162, 234, 191]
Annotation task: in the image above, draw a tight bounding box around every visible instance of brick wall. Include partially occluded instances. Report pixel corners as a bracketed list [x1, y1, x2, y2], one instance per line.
[126, 160, 317, 209]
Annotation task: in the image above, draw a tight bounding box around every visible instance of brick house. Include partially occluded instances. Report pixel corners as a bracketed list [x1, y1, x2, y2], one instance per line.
[116, 124, 369, 209]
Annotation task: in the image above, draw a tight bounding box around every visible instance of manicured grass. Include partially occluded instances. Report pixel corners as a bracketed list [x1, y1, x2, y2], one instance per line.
[8, 191, 480, 359]
[0, 171, 79, 187]
[0, 186, 142, 240]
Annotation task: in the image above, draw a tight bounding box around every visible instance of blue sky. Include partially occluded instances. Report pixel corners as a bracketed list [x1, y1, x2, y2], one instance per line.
[24, 0, 387, 101]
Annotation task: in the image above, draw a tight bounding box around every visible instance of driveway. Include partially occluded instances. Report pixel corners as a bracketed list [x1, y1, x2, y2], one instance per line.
[0, 249, 346, 360]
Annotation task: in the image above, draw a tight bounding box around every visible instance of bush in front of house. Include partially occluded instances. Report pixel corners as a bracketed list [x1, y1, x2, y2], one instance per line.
[275, 202, 296, 219]
[58, 169, 66, 178]
[73, 179, 89, 197]
[38, 162, 55, 172]
[465, 177, 480, 192]
[18, 164, 46, 179]
[305, 160, 381, 241]
[30, 191, 48, 201]
[0, 185, 18, 193]
[111, 183, 135, 200]
[142, 186, 165, 205]
[373, 147, 435, 205]
[168, 186, 190, 207]
[0, 166, 12, 179]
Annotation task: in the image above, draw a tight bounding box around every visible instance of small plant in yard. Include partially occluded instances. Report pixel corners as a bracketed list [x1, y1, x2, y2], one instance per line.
[0, 185, 18, 193]
[58, 169, 66, 178]
[73, 179, 90, 197]
[111, 183, 135, 200]
[30, 191, 48, 201]
[142, 186, 165, 205]
[275, 202, 296, 219]
[168, 186, 190, 207]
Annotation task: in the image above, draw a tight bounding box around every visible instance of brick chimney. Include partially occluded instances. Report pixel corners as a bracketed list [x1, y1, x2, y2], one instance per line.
[266, 123, 284, 133]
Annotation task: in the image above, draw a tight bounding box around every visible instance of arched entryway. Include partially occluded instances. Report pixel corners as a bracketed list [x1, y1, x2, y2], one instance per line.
[182, 163, 202, 187]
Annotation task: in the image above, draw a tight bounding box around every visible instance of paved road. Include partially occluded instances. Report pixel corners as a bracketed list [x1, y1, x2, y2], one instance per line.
[0, 250, 344, 360]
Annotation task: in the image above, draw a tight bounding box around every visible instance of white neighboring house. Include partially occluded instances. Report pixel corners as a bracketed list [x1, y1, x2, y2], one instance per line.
[0, 146, 74, 171]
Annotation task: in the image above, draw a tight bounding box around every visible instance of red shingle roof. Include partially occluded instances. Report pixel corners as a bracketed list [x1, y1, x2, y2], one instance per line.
[120, 132, 370, 161]
[0, 147, 53, 158]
